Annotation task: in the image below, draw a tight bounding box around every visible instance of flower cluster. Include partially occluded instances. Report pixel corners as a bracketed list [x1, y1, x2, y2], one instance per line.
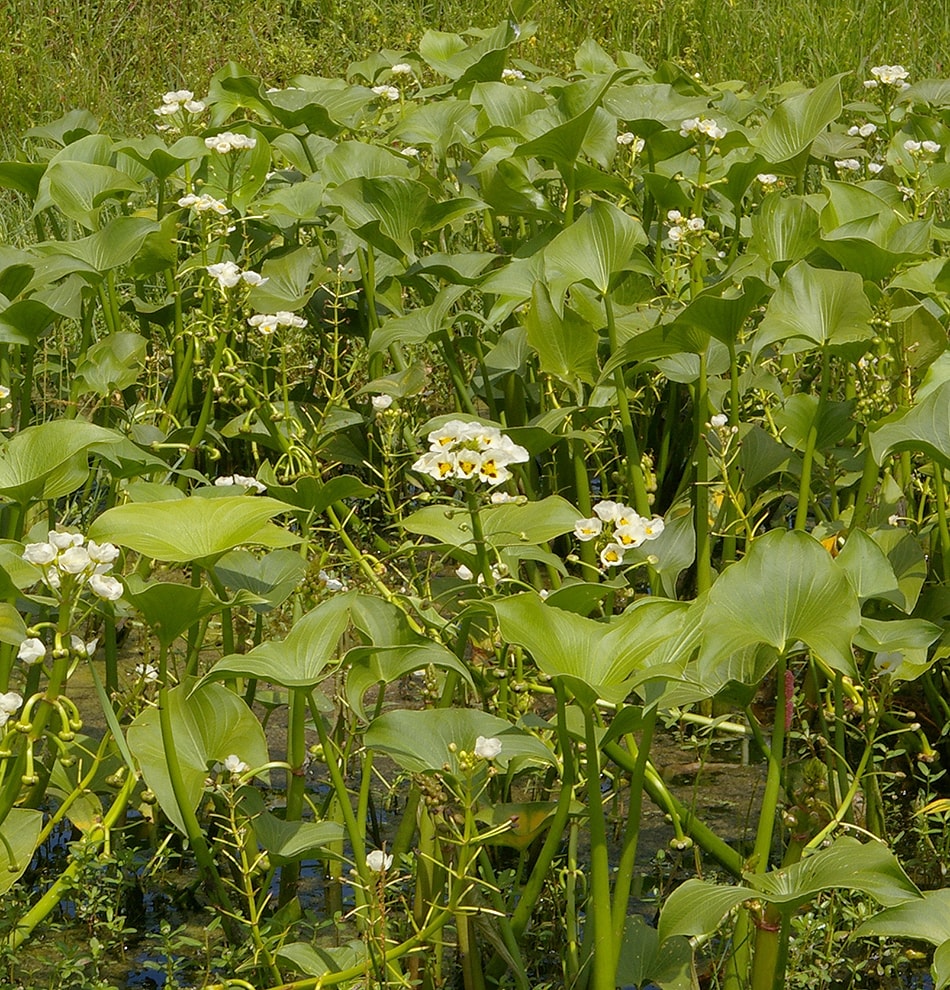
[247, 311, 308, 335]
[617, 131, 646, 153]
[667, 210, 705, 243]
[865, 64, 910, 88]
[23, 531, 123, 602]
[207, 262, 267, 290]
[574, 501, 665, 568]
[502, 68, 526, 81]
[177, 193, 230, 216]
[390, 63, 413, 76]
[412, 420, 529, 487]
[834, 158, 862, 172]
[904, 139, 941, 155]
[154, 89, 205, 117]
[679, 117, 727, 141]
[204, 131, 257, 153]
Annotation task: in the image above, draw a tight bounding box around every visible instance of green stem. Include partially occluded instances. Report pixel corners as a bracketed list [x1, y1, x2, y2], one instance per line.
[278, 688, 307, 908]
[795, 346, 830, 530]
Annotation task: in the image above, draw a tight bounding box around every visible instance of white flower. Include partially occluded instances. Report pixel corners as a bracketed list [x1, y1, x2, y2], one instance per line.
[70, 635, 99, 657]
[87, 540, 120, 564]
[593, 500, 625, 523]
[207, 261, 243, 289]
[0, 385, 9, 400]
[868, 162, 884, 174]
[679, 117, 700, 136]
[710, 413, 728, 428]
[23, 542, 57, 565]
[668, 226, 685, 242]
[412, 449, 457, 480]
[574, 517, 604, 541]
[178, 193, 230, 215]
[366, 849, 393, 872]
[275, 310, 308, 329]
[184, 99, 206, 114]
[490, 492, 517, 504]
[859, 122, 878, 137]
[401, 146, 420, 157]
[0, 691, 22, 727]
[223, 754, 250, 774]
[89, 574, 123, 601]
[834, 158, 862, 171]
[904, 139, 922, 153]
[756, 173, 778, 185]
[49, 531, 83, 550]
[863, 79, 879, 89]
[18, 637, 46, 664]
[135, 662, 159, 682]
[687, 217, 705, 232]
[455, 563, 475, 581]
[873, 651, 902, 675]
[318, 570, 346, 592]
[58, 546, 91, 574]
[391, 63, 413, 75]
[248, 314, 280, 335]
[502, 68, 525, 81]
[154, 102, 180, 116]
[697, 118, 727, 140]
[163, 89, 193, 104]
[922, 140, 941, 154]
[371, 85, 400, 101]
[371, 394, 394, 411]
[616, 132, 643, 152]
[615, 520, 648, 547]
[600, 543, 626, 568]
[474, 736, 503, 760]
[241, 271, 268, 287]
[215, 474, 266, 493]
[870, 64, 909, 85]
[642, 517, 665, 540]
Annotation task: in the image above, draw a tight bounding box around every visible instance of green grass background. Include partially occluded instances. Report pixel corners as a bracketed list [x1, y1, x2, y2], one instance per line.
[2, 0, 949, 145]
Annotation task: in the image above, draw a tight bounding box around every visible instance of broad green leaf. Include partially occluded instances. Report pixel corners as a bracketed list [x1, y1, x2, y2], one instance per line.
[391, 101, 479, 158]
[495, 592, 688, 704]
[698, 529, 861, 674]
[854, 616, 941, 680]
[418, 21, 515, 87]
[869, 378, 950, 468]
[402, 495, 579, 550]
[345, 643, 474, 722]
[0, 299, 59, 345]
[127, 681, 269, 834]
[115, 135, 208, 179]
[774, 394, 856, 451]
[616, 915, 695, 990]
[751, 75, 844, 168]
[88, 496, 291, 563]
[524, 282, 599, 388]
[0, 603, 27, 647]
[0, 809, 43, 894]
[746, 836, 920, 908]
[364, 708, 555, 775]
[248, 247, 318, 312]
[835, 529, 903, 606]
[44, 161, 143, 229]
[36, 216, 159, 273]
[658, 878, 751, 942]
[201, 595, 351, 688]
[748, 192, 821, 269]
[237, 788, 343, 863]
[255, 467, 374, 515]
[0, 420, 125, 505]
[543, 198, 647, 303]
[668, 278, 769, 347]
[0, 161, 46, 199]
[213, 549, 307, 613]
[753, 261, 873, 358]
[74, 331, 146, 395]
[475, 801, 566, 851]
[854, 889, 950, 946]
[278, 942, 367, 978]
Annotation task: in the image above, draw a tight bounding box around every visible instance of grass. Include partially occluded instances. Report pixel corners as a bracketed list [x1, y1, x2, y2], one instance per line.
[1, 0, 949, 148]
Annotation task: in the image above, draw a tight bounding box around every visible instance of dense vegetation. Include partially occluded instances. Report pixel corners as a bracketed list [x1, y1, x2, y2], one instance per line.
[3, 4, 950, 990]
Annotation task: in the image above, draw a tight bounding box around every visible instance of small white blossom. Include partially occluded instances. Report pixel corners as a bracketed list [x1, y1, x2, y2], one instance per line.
[757, 173, 778, 185]
[687, 217, 705, 232]
[49, 531, 83, 551]
[863, 79, 880, 89]
[207, 261, 243, 289]
[600, 543, 626, 568]
[135, 663, 159, 683]
[667, 210, 682, 222]
[391, 63, 413, 75]
[474, 736, 503, 760]
[834, 158, 862, 171]
[868, 162, 884, 174]
[401, 146, 420, 157]
[89, 574, 123, 601]
[922, 140, 941, 154]
[241, 271, 268, 287]
[710, 413, 728, 428]
[0, 691, 22, 727]
[163, 89, 193, 104]
[183, 99, 206, 114]
[874, 651, 903, 675]
[58, 546, 92, 574]
[223, 754, 249, 774]
[490, 492, 517, 504]
[502, 68, 525, 81]
[178, 193, 230, 215]
[668, 226, 685, 242]
[366, 849, 393, 872]
[70, 635, 98, 657]
[904, 139, 923, 153]
[0, 385, 8, 400]
[371, 85, 400, 102]
[18, 637, 46, 664]
[574, 517, 604, 541]
[23, 542, 57, 565]
[318, 570, 346, 592]
[87, 541, 120, 565]
[455, 563, 475, 581]
[371, 394, 394, 412]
